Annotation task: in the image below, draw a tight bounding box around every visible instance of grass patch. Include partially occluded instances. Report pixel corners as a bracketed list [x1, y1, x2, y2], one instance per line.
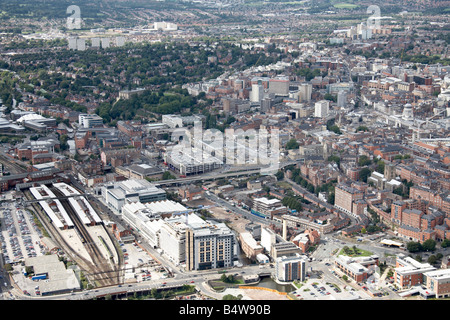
[276, 181, 292, 190]
[333, 3, 359, 9]
[339, 246, 373, 257]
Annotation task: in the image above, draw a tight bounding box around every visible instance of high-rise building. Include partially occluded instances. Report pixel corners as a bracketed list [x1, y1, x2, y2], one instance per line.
[337, 90, 347, 108]
[314, 100, 329, 118]
[250, 83, 264, 103]
[299, 83, 312, 102]
[185, 218, 235, 271]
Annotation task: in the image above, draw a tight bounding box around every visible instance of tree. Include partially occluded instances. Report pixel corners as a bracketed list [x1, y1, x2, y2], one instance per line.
[328, 125, 342, 135]
[162, 171, 176, 180]
[327, 192, 335, 205]
[359, 167, 372, 183]
[275, 170, 284, 181]
[285, 138, 299, 150]
[422, 239, 436, 252]
[427, 255, 437, 265]
[358, 155, 371, 167]
[356, 125, 369, 132]
[406, 241, 422, 253]
[441, 239, 450, 248]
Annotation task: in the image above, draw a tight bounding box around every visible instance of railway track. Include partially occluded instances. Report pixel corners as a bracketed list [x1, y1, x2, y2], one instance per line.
[49, 186, 121, 287]
[0, 153, 28, 174]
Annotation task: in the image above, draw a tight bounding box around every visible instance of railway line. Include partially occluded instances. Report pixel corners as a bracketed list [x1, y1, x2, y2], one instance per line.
[49, 186, 121, 287]
[0, 153, 28, 174]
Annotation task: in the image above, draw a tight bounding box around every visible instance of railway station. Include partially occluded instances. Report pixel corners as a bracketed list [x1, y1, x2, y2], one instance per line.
[29, 185, 74, 230]
[53, 182, 103, 226]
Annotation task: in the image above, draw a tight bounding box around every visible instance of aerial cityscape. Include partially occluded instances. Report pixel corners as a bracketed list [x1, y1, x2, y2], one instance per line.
[0, 0, 449, 305]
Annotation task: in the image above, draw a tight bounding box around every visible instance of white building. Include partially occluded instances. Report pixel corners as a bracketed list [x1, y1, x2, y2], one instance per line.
[101, 179, 166, 212]
[78, 113, 103, 128]
[275, 254, 307, 282]
[314, 100, 330, 118]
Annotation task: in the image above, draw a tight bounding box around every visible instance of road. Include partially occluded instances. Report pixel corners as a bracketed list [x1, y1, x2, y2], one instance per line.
[16, 264, 273, 300]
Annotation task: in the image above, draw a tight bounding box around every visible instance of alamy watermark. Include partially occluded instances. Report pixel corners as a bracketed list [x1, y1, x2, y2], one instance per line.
[168, 120, 281, 175]
[66, 5, 125, 51]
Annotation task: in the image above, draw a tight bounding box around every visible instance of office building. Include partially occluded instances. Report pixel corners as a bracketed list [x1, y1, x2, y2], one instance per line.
[299, 83, 312, 102]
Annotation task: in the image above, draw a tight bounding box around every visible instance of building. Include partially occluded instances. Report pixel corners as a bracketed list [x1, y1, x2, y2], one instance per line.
[334, 255, 369, 282]
[299, 83, 312, 102]
[185, 217, 236, 271]
[250, 83, 264, 103]
[118, 88, 145, 100]
[394, 254, 436, 289]
[314, 100, 330, 118]
[78, 113, 103, 128]
[164, 146, 223, 176]
[178, 185, 204, 202]
[252, 197, 289, 219]
[239, 232, 264, 260]
[23, 255, 80, 296]
[424, 269, 450, 299]
[121, 200, 188, 248]
[275, 254, 307, 282]
[335, 184, 364, 217]
[101, 179, 166, 212]
[271, 242, 302, 260]
[269, 77, 290, 96]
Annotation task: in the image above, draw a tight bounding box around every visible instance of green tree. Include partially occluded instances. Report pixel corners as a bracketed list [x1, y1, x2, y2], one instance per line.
[275, 170, 284, 181]
[358, 155, 372, 167]
[359, 167, 372, 183]
[427, 255, 437, 265]
[422, 239, 436, 252]
[285, 138, 299, 150]
[406, 241, 422, 253]
[441, 239, 450, 248]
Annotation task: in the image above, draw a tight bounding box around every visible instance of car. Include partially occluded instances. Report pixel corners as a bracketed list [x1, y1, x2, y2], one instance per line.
[190, 281, 195, 283]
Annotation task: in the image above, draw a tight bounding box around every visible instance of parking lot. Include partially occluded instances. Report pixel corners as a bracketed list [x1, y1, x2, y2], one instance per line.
[120, 242, 169, 283]
[291, 279, 367, 300]
[1, 200, 45, 266]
